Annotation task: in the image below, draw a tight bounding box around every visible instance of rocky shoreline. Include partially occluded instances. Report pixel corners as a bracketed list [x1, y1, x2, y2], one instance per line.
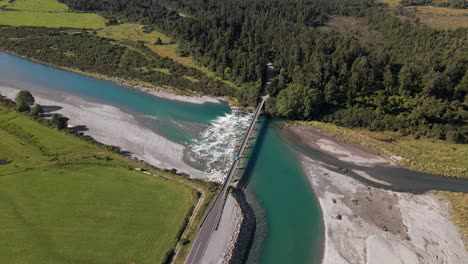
[226, 189, 256, 264]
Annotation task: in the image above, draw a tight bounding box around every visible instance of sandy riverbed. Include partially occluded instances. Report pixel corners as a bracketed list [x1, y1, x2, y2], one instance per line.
[138, 86, 223, 105]
[0, 85, 208, 179]
[287, 125, 468, 264]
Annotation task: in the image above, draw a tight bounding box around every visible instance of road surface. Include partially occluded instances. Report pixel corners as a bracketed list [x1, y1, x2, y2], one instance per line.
[185, 95, 268, 264]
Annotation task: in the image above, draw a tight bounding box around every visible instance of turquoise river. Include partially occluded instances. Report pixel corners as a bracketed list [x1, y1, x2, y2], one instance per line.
[0, 52, 323, 263]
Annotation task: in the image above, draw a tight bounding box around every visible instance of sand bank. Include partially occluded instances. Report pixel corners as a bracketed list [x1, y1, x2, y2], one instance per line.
[0, 85, 208, 179]
[301, 155, 468, 264]
[284, 125, 468, 263]
[139, 87, 223, 105]
[286, 125, 398, 167]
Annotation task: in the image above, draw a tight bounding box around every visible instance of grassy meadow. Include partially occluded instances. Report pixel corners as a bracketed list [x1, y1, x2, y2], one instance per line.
[0, 105, 198, 263]
[0, 0, 106, 28]
[97, 23, 172, 44]
[404, 6, 468, 30]
[300, 121, 468, 179]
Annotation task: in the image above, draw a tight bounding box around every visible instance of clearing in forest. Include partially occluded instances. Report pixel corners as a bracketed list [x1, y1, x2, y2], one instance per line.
[404, 6, 468, 30]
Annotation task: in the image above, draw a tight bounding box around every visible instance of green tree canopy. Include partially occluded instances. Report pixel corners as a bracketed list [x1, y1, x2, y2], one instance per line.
[30, 103, 44, 117]
[15, 90, 35, 106]
[51, 114, 69, 130]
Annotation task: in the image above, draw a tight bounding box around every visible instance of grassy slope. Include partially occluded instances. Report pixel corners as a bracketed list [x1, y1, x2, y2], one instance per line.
[300, 121, 468, 248]
[0, 0, 106, 29]
[96, 21, 238, 89]
[0, 106, 196, 263]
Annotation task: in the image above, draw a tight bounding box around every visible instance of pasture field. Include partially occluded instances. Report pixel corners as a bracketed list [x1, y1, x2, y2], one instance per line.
[0, 0, 106, 29]
[0, 106, 197, 263]
[0, 0, 68, 11]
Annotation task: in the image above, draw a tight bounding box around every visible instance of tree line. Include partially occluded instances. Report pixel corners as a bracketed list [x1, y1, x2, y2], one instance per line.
[0, 26, 234, 97]
[8, 0, 468, 143]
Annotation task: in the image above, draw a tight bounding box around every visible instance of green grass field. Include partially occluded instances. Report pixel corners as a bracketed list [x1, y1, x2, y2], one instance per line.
[0, 106, 196, 263]
[0, 0, 106, 29]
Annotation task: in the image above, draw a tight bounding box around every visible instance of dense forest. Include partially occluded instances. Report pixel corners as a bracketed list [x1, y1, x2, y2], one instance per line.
[7, 0, 468, 142]
[0, 26, 233, 96]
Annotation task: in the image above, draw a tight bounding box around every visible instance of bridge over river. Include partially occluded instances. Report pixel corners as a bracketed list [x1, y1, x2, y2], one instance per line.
[185, 94, 268, 264]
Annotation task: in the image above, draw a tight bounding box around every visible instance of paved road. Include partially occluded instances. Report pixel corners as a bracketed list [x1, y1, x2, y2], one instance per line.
[185, 95, 268, 264]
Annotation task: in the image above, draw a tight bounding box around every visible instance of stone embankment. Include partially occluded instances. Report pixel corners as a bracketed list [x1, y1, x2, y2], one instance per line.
[224, 189, 256, 264]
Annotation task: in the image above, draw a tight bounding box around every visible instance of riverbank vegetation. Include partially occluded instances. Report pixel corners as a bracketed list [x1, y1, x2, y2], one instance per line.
[0, 0, 466, 141]
[440, 191, 468, 250]
[299, 120, 468, 249]
[0, 26, 234, 97]
[299, 121, 468, 179]
[0, 96, 219, 263]
[57, 0, 467, 143]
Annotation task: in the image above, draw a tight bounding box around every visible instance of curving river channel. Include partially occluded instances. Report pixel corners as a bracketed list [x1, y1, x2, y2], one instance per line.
[0, 52, 324, 264]
[3, 52, 466, 264]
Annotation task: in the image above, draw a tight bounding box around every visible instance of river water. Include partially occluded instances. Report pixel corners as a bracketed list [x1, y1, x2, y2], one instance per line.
[0, 52, 324, 264]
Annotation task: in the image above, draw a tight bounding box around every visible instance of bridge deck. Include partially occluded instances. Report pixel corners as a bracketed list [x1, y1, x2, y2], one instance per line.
[185, 94, 269, 264]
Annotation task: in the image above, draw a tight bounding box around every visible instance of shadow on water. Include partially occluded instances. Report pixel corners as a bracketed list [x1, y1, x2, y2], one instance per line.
[234, 116, 270, 264]
[281, 128, 468, 194]
[237, 116, 270, 191]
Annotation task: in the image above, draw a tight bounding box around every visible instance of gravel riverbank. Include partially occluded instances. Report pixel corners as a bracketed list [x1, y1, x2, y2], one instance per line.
[283, 125, 468, 264]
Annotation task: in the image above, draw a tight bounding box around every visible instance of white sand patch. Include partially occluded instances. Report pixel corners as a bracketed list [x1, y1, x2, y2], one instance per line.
[300, 155, 468, 264]
[366, 235, 419, 264]
[316, 138, 389, 166]
[140, 87, 222, 104]
[0, 85, 207, 179]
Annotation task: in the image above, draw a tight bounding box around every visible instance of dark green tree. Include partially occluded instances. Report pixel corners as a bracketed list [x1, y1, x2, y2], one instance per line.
[30, 103, 44, 117]
[15, 90, 35, 107]
[51, 114, 69, 130]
